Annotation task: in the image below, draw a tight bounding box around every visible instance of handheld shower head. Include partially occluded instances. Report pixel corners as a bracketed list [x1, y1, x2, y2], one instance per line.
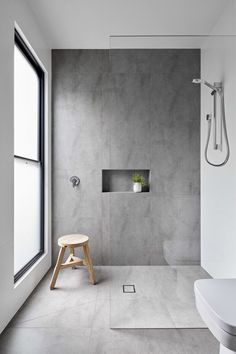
[192, 78, 202, 84]
[192, 78, 222, 92]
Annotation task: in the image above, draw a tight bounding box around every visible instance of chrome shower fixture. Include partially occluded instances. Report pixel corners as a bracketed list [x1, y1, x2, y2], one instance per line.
[192, 78, 222, 93]
[70, 176, 80, 188]
[192, 78, 230, 167]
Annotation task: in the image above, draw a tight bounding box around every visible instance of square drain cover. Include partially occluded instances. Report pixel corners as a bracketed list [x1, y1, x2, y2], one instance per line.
[123, 284, 136, 293]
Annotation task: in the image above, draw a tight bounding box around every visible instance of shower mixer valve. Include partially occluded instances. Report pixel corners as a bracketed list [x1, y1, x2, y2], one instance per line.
[70, 176, 80, 188]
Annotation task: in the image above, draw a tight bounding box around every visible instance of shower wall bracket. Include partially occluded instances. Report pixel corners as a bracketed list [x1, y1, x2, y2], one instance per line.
[212, 86, 223, 151]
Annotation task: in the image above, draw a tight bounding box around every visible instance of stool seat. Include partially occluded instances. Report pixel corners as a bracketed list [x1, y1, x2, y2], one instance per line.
[58, 234, 89, 247]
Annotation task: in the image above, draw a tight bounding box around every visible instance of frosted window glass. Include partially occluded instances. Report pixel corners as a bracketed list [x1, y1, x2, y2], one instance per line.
[14, 45, 39, 160]
[14, 159, 41, 274]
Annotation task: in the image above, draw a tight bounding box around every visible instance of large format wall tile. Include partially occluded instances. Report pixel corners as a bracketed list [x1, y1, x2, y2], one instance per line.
[102, 73, 151, 169]
[151, 195, 200, 265]
[110, 216, 153, 265]
[52, 49, 200, 265]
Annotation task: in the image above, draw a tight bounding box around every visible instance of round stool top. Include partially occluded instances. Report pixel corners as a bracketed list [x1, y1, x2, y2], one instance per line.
[58, 234, 89, 247]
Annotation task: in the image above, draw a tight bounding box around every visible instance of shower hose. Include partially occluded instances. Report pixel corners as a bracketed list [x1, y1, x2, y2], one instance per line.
[205, 91, 230, 167]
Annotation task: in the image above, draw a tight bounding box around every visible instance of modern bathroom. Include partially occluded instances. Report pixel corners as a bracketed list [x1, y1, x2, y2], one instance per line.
[0, 0, 236, 353]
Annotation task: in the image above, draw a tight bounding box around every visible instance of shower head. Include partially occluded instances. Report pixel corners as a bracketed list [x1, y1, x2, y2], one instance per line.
[192, 78, 202, 84]
[192, 78, 222, 92]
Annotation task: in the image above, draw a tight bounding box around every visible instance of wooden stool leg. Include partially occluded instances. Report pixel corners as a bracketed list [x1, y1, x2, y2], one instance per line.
[50, 246, 66, 290]
[83, 243, 96, 285]
[69, 246, 74, 256]
[69, 246, 76, 269]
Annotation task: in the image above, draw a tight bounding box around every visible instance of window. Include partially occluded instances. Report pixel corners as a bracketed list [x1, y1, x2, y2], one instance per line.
[14, 30, 44, 282]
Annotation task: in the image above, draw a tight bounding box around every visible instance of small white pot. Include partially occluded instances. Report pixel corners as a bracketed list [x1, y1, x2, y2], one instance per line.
[133, 182, 142, 193]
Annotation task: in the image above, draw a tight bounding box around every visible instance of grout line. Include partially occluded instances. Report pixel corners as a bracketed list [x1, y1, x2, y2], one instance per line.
[11, 298, 98, 326]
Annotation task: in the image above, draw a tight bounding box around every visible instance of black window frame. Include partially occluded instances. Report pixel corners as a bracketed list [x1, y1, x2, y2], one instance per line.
[14, 29, 45, 283]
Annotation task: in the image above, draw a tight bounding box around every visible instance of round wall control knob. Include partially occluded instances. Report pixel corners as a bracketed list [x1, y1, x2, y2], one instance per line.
[69, 176, 80, 188]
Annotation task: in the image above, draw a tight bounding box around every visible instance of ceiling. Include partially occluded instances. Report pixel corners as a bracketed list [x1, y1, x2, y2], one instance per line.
[25, 0, 230, 48]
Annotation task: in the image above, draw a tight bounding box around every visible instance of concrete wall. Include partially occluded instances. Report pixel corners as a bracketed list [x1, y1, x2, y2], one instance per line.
[201, 0, 236, 278]
[0, 0, 51, 333]
[52, 49, 200, 266]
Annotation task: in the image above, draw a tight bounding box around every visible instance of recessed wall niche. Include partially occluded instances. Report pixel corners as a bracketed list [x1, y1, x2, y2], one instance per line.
[102, 169, 150, 193]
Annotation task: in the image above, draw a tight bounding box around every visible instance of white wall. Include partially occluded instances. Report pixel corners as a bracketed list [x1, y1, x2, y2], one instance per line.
[25, 0, 229, 48]
[201, 0, 236, 278]
[0, 0, 51, 333]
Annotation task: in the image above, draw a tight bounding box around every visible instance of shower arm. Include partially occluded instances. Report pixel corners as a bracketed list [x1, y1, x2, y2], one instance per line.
[203, 80, 219, 92]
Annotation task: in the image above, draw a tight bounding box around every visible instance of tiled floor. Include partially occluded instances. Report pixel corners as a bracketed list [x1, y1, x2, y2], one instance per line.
[0, 267, 218, 354]
[110, 266, 210, 328]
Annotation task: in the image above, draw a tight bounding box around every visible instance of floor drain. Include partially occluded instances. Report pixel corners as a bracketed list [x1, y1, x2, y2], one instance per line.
[123, 284, 136, 293]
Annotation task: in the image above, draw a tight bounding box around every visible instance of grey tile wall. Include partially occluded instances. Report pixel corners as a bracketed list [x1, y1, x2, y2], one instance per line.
[52, 49, 200, 265]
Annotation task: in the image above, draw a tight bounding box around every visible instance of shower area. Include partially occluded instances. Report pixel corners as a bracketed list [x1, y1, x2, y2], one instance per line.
[52, 34, 234, 328]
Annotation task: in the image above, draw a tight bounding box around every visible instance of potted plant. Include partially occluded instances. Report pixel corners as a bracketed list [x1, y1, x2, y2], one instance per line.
[132, 174, 146, 193]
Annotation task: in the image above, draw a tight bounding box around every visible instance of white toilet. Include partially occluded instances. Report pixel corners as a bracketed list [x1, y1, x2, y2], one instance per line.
[194, 279, 236, 354]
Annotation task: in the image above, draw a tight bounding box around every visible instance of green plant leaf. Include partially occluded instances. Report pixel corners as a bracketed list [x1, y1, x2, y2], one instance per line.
[132, 174, 146, 187]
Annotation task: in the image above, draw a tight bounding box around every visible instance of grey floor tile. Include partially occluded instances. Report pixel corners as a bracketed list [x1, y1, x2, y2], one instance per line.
[12, 300, 96, 329]
[179, 329, 219, 354]
[92, 298, 110, 329]
[89, 328, 218, 354]
[165, 301, 205, 328]
[110, 298, 175, 328]
[95, 266, 112, 300]
[89, 328, 151, 354]
[147, 329, 218, 354]
[0, 266, 218, 354]
[147, 329, 187, 354]
[12, 268, 98, 326]
[0, 327, 91, 354]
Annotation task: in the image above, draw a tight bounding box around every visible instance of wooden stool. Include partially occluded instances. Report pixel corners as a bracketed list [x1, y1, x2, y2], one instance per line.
[50, 234, 96, 290]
